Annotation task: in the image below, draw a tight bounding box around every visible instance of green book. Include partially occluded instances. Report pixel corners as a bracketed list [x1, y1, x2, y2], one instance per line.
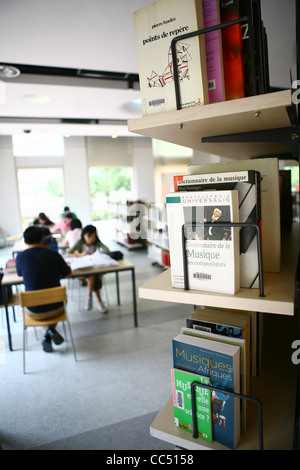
[171, 368, 212, 442]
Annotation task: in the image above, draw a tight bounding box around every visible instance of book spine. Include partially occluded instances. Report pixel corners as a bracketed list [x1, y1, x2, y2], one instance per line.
[202, 0, 225, 103]
[238, 0, 254, 96]
[219, 0, 245, 100]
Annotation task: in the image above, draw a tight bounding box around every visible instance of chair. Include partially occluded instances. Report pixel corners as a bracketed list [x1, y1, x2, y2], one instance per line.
[19, 286, 77, 374]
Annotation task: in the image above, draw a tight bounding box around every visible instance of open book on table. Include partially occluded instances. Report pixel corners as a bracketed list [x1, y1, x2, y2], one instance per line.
[65, 251, 119, 271]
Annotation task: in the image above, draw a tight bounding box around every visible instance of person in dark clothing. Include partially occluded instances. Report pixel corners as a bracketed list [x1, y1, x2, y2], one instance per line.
[16, 226, 72, 352]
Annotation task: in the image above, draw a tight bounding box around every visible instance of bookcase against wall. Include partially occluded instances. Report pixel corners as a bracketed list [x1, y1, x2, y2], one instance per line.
[128, 3, 300, 450]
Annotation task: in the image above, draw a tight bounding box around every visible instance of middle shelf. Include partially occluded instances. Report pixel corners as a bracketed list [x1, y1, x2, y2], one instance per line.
[139, 224, 299, 315]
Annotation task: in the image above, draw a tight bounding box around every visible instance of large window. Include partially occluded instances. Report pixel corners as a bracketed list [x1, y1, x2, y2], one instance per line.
[88, 167, 133, 220]
[17, 168, 65, 228]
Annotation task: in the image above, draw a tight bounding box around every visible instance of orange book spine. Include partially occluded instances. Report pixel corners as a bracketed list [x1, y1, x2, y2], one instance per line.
[219, 0, 245, 100]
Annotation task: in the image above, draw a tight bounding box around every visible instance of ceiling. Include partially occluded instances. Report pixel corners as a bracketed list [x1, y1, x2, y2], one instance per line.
[0, 0, 154, 138]
[0, 0, 297, 139]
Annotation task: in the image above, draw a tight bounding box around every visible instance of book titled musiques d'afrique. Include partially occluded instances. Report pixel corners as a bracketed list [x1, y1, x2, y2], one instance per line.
[133, 0, 209, 116]
[172, 333, 240, 449]
[166, 190, 240, 295]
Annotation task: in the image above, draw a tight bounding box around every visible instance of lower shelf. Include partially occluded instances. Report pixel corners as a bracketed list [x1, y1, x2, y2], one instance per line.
[150, 312, 299, 450]
[150, 396, 228, 450]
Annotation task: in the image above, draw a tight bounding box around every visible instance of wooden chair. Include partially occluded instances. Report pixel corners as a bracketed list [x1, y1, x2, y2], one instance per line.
[19, 286, 77, 373]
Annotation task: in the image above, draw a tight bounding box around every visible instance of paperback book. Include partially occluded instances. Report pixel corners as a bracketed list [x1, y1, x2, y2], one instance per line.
[133, 0, 209, 116]
[171, 368, 212, 441]
[172, 333, 240, 449]
[180, 326, 248, 432]
[187, 158, 281, 273]
[219, 0, 245, 100]
[166, 190, 240, 294]
[202, 0, 225, 103]
[173, 169, 261, 288]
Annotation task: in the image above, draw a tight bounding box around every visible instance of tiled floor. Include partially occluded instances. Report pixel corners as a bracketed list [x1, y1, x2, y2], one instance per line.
[0, 239, 193, 450]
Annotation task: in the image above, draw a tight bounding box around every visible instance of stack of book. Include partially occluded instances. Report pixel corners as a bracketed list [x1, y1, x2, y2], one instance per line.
[133, 0, 269, 116]
[166, 157, 280, 296]
[171, 306, 252, 449]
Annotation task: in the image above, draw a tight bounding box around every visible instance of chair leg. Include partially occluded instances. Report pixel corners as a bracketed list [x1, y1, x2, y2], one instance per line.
[23, 326, 26, 374]
[65, 317, 77, 362]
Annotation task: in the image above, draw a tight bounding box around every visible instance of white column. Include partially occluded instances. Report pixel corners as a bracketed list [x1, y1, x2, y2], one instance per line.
[132, 138, 155, 203]
[63, 136, 91, 226]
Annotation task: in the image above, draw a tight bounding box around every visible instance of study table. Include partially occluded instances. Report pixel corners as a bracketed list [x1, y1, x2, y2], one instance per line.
[1, 258, 137, 351]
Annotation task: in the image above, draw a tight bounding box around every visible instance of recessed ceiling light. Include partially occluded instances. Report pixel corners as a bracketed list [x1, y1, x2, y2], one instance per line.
[20, 94, 51, 104]
[0, 65, 20, 78]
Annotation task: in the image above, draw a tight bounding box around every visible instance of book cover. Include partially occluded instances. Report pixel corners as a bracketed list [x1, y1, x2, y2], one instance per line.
[180, 326, 248, 432]
[172, 333, 240, 449]
[171, 368, 212, 441]
[173, 169, 261, 288]
[187, 158, 281, 273]
[166, 190, 240, 294]
[219, 0, 245, 100]
[202, 0, 225, 103]
[133, 0, 209, 116]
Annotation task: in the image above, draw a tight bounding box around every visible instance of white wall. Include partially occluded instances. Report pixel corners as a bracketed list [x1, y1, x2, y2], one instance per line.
[0, 135, 156, 233]
[0, 137, 22, 237]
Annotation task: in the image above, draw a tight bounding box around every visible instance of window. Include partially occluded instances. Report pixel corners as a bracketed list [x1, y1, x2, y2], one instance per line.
[88, 167, 133, 220]
[17, 168, 65, 228]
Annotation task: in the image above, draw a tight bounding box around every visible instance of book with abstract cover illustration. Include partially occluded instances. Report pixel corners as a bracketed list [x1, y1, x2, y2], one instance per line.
[166, 190, 240, 294]
[171, 368, 212, 441]
[133, 0, 209, 116]
[173, 169, 261, 288]
[172, 333, 240, 449]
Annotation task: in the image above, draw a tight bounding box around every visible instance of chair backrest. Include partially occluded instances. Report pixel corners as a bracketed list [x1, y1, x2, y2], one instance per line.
[19, 286, 67, 308]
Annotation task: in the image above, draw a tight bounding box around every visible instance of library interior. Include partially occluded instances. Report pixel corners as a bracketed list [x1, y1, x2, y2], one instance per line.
[0, 0, 299, 452]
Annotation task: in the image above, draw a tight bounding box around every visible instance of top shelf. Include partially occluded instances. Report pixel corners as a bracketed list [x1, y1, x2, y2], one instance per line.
[128, 90, 295, 159]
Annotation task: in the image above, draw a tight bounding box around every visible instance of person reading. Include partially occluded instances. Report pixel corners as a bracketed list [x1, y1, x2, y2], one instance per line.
[67, 225, 109, 314]
[16, 226, 72, 353]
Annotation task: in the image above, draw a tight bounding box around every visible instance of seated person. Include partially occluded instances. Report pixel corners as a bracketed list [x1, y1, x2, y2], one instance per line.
[67, 225, 109, 314]
[64, 218, 82, 247]
[33, 212, 55, 228]
[16, 226, 72, 353]
[53, 212, 74, 236]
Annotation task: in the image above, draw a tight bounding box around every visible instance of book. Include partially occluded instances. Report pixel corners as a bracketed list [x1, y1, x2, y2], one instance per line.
[166, 189, 240, 294]
[219, 0, 245, 100]
[133, 0, 209, 116]
[239, 0, 255, 97]
[65, 252, 118, 271]
[186, 308, 251, 378]
[202, 0, 225, 103]
[172, 332, 240, 449]
[180, 326, 247, 432]
[187, 158, 281, 273]
[171, 368, 212, 441]
[173, 169, 261, 288]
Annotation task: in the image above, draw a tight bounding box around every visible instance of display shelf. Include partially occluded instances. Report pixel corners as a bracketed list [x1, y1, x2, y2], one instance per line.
[128, 90, 294, 159]
[139, 225, 299, 316]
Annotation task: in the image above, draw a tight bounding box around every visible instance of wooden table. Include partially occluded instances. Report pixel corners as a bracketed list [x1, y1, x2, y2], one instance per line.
[1, 258, 137, 351]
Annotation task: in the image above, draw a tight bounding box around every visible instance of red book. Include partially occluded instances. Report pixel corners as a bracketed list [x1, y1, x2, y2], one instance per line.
[219, 0, 245, 100]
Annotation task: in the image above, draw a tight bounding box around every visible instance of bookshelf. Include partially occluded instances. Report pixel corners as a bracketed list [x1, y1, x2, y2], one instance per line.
[128, 1, 300, 449]
[128, 90, 295, 160]
[128, 89, 299, 449]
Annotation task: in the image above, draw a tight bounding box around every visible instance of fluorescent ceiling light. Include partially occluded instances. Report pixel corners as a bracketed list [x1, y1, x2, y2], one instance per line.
[20, 94, 51, 104]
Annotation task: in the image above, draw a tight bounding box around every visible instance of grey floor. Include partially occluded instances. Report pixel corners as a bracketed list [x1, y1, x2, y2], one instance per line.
[0, 238, 193, 451]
